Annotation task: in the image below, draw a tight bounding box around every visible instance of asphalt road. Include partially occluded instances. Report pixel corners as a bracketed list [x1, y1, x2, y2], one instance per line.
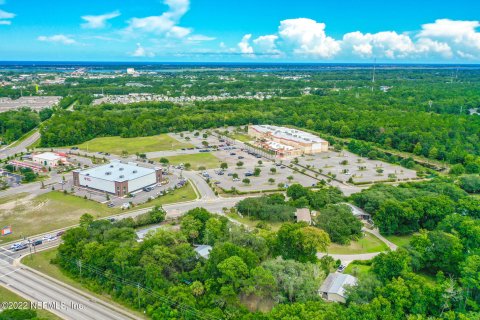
[0, 245, 139, 320]
[0, 130, 40, 160]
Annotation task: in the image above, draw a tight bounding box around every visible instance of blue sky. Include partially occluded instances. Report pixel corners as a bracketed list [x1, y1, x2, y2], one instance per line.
[0, 0, 479, 62]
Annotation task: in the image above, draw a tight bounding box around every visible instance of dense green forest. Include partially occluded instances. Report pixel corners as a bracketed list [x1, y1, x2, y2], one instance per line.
[351, 177, 480, 235]
[0, 108, 46, 144]
[54, 181, 480, 319]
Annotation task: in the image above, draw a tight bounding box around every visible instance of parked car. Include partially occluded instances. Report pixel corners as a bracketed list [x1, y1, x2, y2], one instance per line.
[56, 231, 65, 237]
[337, 264, 346, 273]
[107, 202, 115, 208]
[233, 178, 240, 182]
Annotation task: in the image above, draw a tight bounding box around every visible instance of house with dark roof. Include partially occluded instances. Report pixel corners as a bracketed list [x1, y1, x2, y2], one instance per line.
[319, 272, 357, 303]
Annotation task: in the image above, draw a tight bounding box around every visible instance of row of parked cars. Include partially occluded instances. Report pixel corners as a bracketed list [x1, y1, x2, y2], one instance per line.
[9, 231, 64, 252]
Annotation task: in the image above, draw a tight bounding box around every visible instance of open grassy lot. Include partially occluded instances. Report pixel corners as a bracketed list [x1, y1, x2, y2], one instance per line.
[74, 134, 193, 155]
[22, 249, 147, 319]
[0, 191, 121, 242]
[344, 262, 372, 277]
[226, 212, 283, 231]
[326, 233, 389, 254]
[0, 284, 61, 319]
[231, 132, 252, 143]
[154, 153, 222, 170]
[135, 183, 197, 209]
[0, 185, 197, 243]
[385, 234, 415, 247]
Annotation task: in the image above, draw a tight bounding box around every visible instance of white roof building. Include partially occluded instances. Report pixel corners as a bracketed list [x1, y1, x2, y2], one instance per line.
[194, 245, 212, 259]
[250, 125, 328, 144]
[32, 152, 66, 167]
[73, 160, 162, 197]
[79, 160, 154, 183]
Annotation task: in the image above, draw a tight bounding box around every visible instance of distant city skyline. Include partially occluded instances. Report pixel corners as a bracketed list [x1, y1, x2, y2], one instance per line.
[0, 0, 479, 62]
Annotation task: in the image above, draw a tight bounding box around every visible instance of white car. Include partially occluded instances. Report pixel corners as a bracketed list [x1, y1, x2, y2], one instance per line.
[42, 235, 52, 241]
[48, 236, 58, 242]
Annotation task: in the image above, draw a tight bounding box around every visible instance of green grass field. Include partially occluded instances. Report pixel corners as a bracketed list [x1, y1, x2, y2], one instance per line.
[135, 183, 197, 209]
[344, 262, 372, 277]
[0, 191, 121, 242]
[74, 134, 193, 155]
[0, 285, 61, 319]
[385, 234, 415, 247]
[22, 249, 147, 319]
[231, 133, 252, 142]
[154, 153, 222, 170]
[326, 233, 389, 254]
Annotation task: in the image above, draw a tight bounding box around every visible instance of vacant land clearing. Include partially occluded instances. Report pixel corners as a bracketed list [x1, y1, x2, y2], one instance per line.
[326, 232, 389, 254]
[155, 152, 222, 170]
[0, 185, 195, 242]
[0, 192, 120, 241]
[74, 134, 193, 155]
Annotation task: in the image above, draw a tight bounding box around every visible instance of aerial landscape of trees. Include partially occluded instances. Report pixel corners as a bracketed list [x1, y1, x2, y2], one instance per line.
[33, 68, 480, 171]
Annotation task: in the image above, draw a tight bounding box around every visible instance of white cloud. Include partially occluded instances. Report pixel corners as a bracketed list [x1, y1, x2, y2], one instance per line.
[187, 34, 216, 41]
[125, 0, 191, 38]
[236, 17, 480, 61]
[253, 35, 280, 54]
[418, 19, 480, 59]
[37, 34, 77, 45]
[0, 9, 14, 25]
[342, 31, 418, 58]
[278, 18, 341, 58]
[81, 11, 120, 29]
[238, 34, 254, 55]
[130, 43, 155, 57]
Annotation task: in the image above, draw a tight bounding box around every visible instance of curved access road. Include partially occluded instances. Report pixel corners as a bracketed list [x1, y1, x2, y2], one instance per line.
[0, 130, 40, 160]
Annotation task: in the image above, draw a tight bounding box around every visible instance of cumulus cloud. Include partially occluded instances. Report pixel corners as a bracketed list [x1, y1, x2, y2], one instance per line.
[125, 0, 191, 38]
[418, 19, 480, 59]
[0, 9, 15, 25]
[130, 43, 155, 57]
[37, 34, 77, 45]
[238, 34, 254, 55]
[253, 35, 280, 55]
[236, 17, 480, 61]
[278, 18, 341, 58]
[81, 10, 120, 29]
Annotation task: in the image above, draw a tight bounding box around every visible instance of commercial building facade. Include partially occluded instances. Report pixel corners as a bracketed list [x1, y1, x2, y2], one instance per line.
[32, 152, 67, 167]
[73, 160, 162, 197]
[248, 125, 329, 158]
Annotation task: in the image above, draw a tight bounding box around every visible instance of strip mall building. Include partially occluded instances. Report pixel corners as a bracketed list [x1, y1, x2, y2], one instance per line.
[248, 125, 329, 158]
[73, 160, 162, 197]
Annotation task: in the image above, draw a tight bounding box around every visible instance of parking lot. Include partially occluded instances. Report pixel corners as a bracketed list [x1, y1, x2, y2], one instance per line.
[204, 148, 319, 192]
[293, 150, 417, 184]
